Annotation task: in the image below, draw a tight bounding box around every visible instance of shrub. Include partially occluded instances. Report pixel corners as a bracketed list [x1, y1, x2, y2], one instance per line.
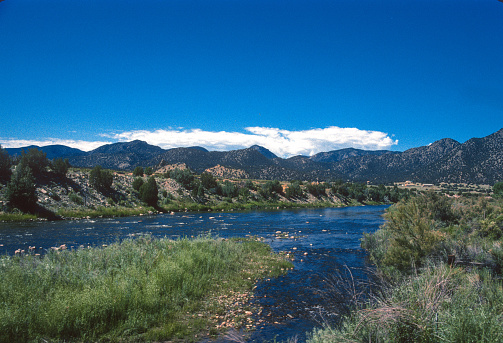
[200, 172, 217, 190]
[69, 192, 84, 205]
[18, 148, 49, 176]
[286, 181, 304, 199]
[0, 144, 12, 183]
[132, 177, 144, 191]
[5, 163, 37, 211]
[133, 166, 144, 177]
[51, 158, 70, 177]
[170, 168, 194, 190]
[139, 176, 158, 206]
[89, 165, 113, 191]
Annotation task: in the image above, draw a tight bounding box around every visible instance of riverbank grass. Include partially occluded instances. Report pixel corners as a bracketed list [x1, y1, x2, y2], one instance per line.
[0, 235, 292, 342]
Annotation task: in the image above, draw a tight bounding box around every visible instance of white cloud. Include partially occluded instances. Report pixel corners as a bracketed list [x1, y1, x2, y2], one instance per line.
[0, 138, 111, 152]
[108, 126, 398, 157]
[2, 126, 398, 158]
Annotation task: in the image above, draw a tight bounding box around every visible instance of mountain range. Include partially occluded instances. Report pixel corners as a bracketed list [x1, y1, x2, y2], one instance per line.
[5, 128, 503, 185]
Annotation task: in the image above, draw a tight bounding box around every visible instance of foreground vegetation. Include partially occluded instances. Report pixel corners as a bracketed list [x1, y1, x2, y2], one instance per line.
[0, 235, 292, 342]
[308, 193, 503, 342]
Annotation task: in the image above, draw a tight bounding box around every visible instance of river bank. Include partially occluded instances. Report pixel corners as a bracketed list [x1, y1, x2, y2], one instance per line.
[1, 168, 400, 222]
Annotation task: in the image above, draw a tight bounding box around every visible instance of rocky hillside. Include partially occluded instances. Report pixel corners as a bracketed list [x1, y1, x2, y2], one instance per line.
[5, 128, 503, 184]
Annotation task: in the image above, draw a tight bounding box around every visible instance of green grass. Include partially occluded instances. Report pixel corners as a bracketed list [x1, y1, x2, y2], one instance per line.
[0, 235, 292, 342]
[56, 206, 156, 219]
[0, 212, 38, 222]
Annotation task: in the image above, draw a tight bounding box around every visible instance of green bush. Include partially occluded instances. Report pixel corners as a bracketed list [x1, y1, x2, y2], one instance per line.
[5, 163, 37, 211]
[69, 192, 84, 205]
[18, 148, 49, 176]
[139, 176, 158, 206]
[132, 177, 144, 191]
[89, 165, 113, 191]
[132, 166, 144, 177]
[0, 144, 12, 183]
[51, 158, 70, 177]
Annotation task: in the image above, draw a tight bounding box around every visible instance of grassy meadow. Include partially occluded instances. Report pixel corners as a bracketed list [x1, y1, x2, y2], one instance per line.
[0, 235, 292, 342]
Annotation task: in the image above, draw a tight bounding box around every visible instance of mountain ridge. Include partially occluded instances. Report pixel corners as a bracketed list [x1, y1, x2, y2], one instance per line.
[4, 129, 503, 184]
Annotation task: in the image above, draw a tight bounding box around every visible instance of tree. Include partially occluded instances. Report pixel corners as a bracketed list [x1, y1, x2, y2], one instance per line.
[0, 145, 12, 183]
[493, 182, 503, 198]
[259, 180, 283, 200]
[171, 168, 194, 189]
[145, 166, 153, 176]
[218, 180, 238, 198]
[133, 166, 144, 177]
[132, 177, 144, 191]
[139, 176, 158, 206]
[51, 158, 70, 178]
[19, 148, 49, 176]
[89, 165, 113, 191]
[285, 181, 304, 199]
[6, 163, 37, 211]
[200, 172, 217, 190]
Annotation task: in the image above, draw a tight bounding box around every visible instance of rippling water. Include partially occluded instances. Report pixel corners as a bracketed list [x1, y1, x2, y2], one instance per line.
[0, 205, 388, 342]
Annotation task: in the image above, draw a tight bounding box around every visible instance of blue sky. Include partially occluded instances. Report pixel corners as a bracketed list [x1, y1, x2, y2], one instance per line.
[1, 0, 502, 157]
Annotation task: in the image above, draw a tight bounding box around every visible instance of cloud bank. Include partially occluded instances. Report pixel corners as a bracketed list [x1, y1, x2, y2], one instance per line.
[109, 126, 398, 157]
[1, 126, 398, 157]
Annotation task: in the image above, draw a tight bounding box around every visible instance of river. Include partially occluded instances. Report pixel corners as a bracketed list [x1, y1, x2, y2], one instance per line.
[0, 205, 388, 342]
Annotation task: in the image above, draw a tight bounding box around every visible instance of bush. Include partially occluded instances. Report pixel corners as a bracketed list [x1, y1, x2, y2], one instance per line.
[6, 163, 37, 211]
[69, 192, 84, 205]
[133, 166, 144, 177]
[0, 145, 12, 183]
[139, 176, 158, 206]
[285, 181, 304, 199]
[200, 172, 217, 190]
[494, 182, 503, 198]
[170, 168, 194, 190]
[89, 165, 113, 191]
[259, 180, 283, 200]
[51, 158, 70, 177]
[132, 177, 144, 191]
[19, 148, 49, 176]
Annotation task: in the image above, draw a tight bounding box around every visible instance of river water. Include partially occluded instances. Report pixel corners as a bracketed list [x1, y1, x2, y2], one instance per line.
[0, 205, 388, 342]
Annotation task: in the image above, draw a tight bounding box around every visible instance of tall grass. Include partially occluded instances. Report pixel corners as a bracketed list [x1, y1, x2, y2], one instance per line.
[0, 235, 292, 342]
[56, 205, 155, 219]
[307, 195, 503, 343]
[308, 266, 503, 343]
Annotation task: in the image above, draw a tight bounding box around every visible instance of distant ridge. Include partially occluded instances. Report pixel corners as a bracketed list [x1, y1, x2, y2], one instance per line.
[4, 128, 503, 184]
[5, 145, 87, 159]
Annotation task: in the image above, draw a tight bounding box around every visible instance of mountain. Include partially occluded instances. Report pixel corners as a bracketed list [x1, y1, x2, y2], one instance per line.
[310, 148, 396, 163]
[330, 138, 462, 183]
[415, 129, 503, 184]
[250, 145, 278, 159]
[6, 129, 503, 184]
[6, 145, 87, 159]
[68, 140, 165, 170]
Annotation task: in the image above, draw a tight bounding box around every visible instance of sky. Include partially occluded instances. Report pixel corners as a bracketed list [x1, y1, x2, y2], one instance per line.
[1, 0, 502, 158]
